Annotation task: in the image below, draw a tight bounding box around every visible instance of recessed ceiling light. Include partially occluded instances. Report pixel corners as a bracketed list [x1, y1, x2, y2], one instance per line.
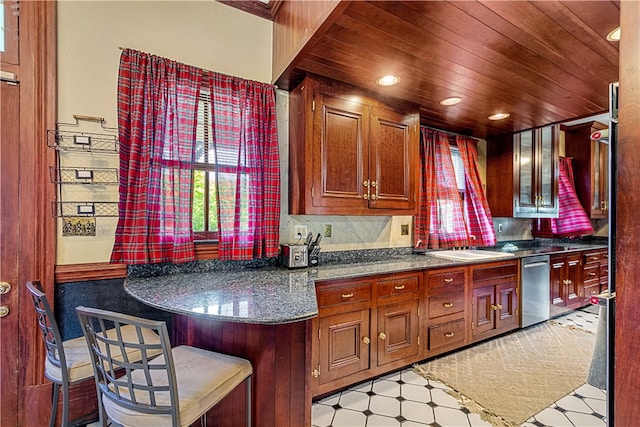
[488, 113, 510, 121]
[607, 26, 620, 41]
[440, 97, 462, 106]
[376, 75, 400, 86]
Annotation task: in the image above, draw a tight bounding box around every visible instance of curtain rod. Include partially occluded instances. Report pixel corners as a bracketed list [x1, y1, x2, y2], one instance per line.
[421, 125, 482, 142]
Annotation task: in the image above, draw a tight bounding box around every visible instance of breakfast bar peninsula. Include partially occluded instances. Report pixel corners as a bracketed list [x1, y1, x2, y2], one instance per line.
[125, 267, 319, 427]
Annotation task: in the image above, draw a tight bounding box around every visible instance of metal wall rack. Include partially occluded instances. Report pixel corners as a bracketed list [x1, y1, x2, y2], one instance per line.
[48, 115, 119, 223]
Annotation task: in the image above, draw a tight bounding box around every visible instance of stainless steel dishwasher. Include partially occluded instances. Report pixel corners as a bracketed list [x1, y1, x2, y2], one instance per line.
[521, 255, 551, 327]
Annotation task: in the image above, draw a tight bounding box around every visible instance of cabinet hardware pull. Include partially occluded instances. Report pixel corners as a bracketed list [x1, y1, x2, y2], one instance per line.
[443, 302, 454, 308]
[312, 369, 320, 378]
[491, 304, 503, 311]
[379, 332, 387, 340]
[497, 304, 503, 310]
[589, 272, 597, 277]
[362, 336, 371, 345]
[363, 180, 371, 200]
[444, 332, 455, 338]
[444, 278, 454, 283]
[0, 306, 8, 318]
[341, 293, 354, 299]
[371, 180, 378, 200]
[394, 285, 405, 290]
[0, 281, 11, 295]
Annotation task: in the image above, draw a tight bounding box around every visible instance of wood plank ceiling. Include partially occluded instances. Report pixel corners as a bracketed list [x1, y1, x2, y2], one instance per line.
[230, 1, 621, 139]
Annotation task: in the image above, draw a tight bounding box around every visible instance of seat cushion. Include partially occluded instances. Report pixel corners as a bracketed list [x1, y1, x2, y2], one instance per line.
[45, 324, 162, 383]
[103, 345, 252, 427]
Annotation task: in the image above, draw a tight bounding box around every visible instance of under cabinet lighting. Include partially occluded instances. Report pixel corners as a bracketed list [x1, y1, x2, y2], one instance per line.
[376, 75, 400, 86]
[488, 113, 510, 121]
[440, 97, 462, 106]
[607, 27, 620, 41]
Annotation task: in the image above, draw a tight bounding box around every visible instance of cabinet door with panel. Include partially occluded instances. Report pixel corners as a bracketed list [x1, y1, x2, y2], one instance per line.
[368, 105, 417, 210]
[312, 93, 369, 211]
[550, 253, 582, 317]
[470, 260, 519, 341]
[376, 273, 421, 366]
[318, 309, 371, 386]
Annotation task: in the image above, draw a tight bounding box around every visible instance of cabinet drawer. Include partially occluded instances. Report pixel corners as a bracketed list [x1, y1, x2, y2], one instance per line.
[428, 270, 465, 293]
[471, 261, 518, 284]
[584, 252, 604, 263]
[584, 282, 601, 299]
[583, 264, 600, 281]
[317, 282, 372, 308]
[377, 274, 419, 300]
[428, 292, 465, 319]
[428, 319, 465, 350]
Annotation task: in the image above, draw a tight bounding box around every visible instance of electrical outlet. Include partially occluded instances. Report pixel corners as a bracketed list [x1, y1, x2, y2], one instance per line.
[294, 225, 307, 240]
[324, 224, 332, 238]
[401, 224, 409, 235]
[498, 223, 503, 233]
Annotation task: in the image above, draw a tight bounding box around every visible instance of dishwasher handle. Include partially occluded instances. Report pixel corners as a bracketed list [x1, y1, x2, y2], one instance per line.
[523, 261, 549, 268]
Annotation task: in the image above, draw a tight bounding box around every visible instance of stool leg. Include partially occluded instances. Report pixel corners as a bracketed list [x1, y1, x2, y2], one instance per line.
[62, 381, 70, 427]
[246, 375, 252, 427]
[50, 382, 60, 427]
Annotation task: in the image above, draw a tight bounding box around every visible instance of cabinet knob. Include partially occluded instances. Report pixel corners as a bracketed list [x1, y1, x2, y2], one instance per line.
[312, 369, 320, 378]
[362, 336, 371, 345]
[0, 282, 11, 295]
[0, 306, 8, 318]
[379, 332, 387, 340]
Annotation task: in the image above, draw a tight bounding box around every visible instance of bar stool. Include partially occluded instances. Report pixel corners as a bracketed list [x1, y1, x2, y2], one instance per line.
[26, 281, 161, 427]
[75, 306, 253, 427]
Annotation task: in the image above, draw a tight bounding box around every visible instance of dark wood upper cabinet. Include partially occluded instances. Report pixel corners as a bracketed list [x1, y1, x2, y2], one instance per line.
[486, 125, 559, 218]
[289, 75, 419, 216]
[564, 121, 609, 219]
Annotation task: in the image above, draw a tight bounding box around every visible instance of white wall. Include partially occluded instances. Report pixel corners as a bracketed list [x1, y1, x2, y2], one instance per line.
[55, 1, 413, 265]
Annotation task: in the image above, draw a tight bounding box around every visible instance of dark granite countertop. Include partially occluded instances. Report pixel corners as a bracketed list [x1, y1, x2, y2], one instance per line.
[124, 242, 607, 325]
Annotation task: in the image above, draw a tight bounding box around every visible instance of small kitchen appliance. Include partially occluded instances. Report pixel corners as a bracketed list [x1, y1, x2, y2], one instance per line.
[280, 244, 308, 268]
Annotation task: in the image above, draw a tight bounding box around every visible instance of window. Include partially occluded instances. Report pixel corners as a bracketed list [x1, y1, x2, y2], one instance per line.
[192, 91, 250, 242]
[437, 146, 467, 235]
[1, 1, 19, 65]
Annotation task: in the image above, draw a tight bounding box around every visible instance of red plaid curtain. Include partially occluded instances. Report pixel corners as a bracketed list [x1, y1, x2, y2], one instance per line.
[551, 157, 593, 236]
[111, 49, 201, 264]
[456, 136, 496, 247]
[414, 128, 468, 249]
[112, 49, 280, 264]
[208, 74, 280, 260]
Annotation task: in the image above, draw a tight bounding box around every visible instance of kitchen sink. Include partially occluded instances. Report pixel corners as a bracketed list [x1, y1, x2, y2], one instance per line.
[427, 249, 516, 261]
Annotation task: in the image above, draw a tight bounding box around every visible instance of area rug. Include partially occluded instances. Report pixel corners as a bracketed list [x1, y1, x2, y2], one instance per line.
[415, 321, 596, 426]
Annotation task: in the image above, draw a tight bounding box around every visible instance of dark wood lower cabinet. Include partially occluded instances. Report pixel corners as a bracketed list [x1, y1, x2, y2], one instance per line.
[376, 300, 420, 366]
[550, 253, 582, 317]
[318, 309, 371, 385]
[312, 272, 421, 397]
[470, 260, 519, 342]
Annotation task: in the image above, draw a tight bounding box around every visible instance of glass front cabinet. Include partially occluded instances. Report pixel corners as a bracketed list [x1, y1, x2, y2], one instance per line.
[486, 124, 559, 219]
